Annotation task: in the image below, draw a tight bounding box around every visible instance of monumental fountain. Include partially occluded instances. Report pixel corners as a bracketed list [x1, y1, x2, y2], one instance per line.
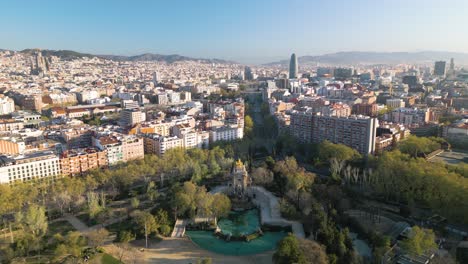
[185, 160, 303, 255]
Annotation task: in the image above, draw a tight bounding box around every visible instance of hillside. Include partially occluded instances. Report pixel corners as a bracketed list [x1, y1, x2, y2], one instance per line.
[267, 51, 468, 66]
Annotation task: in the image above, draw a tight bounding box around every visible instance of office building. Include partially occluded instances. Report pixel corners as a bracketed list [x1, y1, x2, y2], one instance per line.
[434, 61, 446, 77]
[244, 66, 254, 81]
[289, 53, 298, 79]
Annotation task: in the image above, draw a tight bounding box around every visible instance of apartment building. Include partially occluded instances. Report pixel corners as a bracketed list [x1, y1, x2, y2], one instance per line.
[143, 134, 183, 156]
[60, 128, 94, 149]
[0, 138, 26, 155]
[352, 103, 378, 117]
[121, 136, 144, 162]
[386, 98, 406, 109]
[209, 125, 244, 143]
[311, 114, 378, 154]
[59, 148, 108, 176]
[0, 95, 15, 115]
[0, 151, 61, 184]
[289, 109, 315, 143]
[0, 119, 24, 132]
[120, 108, 146, 127]
[93, 135, 123, 165]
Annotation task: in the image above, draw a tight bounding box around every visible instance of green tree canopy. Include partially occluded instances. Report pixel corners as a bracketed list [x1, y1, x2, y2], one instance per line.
[400, 226, 437, 255]
[318, 141, 361, 162]
[273, 234, 306, 264]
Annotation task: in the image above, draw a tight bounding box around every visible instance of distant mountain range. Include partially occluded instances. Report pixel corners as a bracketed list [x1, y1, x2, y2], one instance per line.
[266, 51, 468, 66]
[13, 49, 234, 64]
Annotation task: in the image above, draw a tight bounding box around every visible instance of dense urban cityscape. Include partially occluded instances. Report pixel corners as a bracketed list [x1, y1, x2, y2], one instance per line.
[1, 1, 468, 264]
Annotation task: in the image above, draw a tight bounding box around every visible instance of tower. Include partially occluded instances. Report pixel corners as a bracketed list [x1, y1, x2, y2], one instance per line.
[434, 61, 446, 77]
[289, 53, 298, 79]
[153, 71, 159, 84]
[244, 66, 254, 81]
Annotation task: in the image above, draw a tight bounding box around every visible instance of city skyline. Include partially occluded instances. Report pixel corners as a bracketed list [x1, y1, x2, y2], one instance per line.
[2, 0, 468, 63]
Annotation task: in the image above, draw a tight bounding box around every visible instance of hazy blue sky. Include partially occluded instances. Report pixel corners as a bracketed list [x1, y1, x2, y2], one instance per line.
[1, 0, 468, 63]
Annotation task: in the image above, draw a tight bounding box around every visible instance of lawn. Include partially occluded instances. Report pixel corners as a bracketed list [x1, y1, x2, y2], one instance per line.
[101, 253, 122, 264]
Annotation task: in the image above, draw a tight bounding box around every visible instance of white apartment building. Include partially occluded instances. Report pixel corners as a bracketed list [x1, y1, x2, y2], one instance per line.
[93, 136, 124, 165]
[209, 125, 244, 143]
[0, 151, 61, 184]
[0, 96, 15, 115]
[143, 134, 183, 156]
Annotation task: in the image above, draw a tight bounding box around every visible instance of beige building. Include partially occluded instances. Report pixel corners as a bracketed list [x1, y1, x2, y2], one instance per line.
[0, 138, 26, 155]
[122, 136, 144, 162]
[0, 119, 24, 132]
[120, 109, 146, 127]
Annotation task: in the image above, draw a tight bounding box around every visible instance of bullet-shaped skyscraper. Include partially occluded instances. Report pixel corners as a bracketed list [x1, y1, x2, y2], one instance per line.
[289, 53, 298, 79]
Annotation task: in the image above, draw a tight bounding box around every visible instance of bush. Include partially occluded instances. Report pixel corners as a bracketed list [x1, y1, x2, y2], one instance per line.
[117, 230, 135, 243]
[158, 225, 172, 237]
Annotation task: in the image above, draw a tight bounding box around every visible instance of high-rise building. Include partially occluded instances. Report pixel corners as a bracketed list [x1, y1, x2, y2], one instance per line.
[450, 58, 455, 71]
[434, 61, 446, 76]
[153, 71, 159, 84]
[289, 53, 298, 79]
[334, 68, 353, 79]
[244, 66, 254, 80]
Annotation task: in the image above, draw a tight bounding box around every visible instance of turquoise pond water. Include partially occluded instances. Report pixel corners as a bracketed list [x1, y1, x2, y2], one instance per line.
[186, 230, 287, 255]
[186, 209, 287, 255]
[217, 209, 260, 236]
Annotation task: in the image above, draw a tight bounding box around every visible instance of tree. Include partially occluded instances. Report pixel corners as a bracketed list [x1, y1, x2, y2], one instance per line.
[251, 167, 274, 186]
[154, 209, 170, 226]
[87, 228, 109, 248]
[210, 193, 231, 225]
[298, 239, 328, 264]
[400, 226, 437, 255]
[244, 115, 254, 137]
[130, 197, 140, 209]
[15, 205, 48, 238]
[132, 211, 158, 248]
[196, 257, 213, 264]
[87, 192, 103, 219]
[318, 141, 360, 162]
[117, 230, 136, 243]
[273, 234, 306, 264]
[146, 181, 159, 202]
[53, 231, 87, 262]
[398, 136, 441, 158]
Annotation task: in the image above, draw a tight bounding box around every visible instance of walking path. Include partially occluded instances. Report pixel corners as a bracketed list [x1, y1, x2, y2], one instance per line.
[171, 219, 187, 238]
[64, 214, 88, 232]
